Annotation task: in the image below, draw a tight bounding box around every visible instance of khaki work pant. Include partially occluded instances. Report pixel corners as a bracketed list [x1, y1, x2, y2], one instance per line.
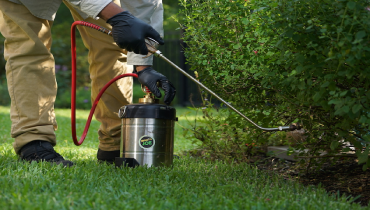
[0, 0, 133, 154]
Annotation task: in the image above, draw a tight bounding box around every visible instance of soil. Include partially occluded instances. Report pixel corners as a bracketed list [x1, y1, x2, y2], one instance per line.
[250, 155, 370, 206]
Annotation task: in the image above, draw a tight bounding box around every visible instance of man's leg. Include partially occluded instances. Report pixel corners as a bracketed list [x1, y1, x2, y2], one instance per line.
[0, 0, 72, 166]
[64, 1, 133, 161]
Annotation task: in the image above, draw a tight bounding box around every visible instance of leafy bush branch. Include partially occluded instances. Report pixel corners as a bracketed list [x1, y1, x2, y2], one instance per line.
[179, 0, 370, 170]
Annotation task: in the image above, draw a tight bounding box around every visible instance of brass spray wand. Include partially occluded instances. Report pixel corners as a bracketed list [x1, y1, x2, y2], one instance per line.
[74, 21, 301, 132]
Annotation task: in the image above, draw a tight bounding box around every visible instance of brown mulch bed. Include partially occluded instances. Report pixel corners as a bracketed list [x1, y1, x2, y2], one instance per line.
[250, 155, 370, 206]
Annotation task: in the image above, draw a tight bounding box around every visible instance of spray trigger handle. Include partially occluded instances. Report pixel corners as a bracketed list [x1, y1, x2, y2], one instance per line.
[143, 38, 159, 58]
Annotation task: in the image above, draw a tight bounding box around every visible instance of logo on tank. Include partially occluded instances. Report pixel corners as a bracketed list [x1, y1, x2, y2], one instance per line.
[138, 135, 155, 149]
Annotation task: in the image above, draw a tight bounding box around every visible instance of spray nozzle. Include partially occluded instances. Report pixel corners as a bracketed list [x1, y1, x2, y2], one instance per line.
[289, 123, 302, 131]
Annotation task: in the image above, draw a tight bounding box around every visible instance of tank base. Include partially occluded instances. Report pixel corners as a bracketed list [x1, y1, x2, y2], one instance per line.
[114, 157, 140, 168]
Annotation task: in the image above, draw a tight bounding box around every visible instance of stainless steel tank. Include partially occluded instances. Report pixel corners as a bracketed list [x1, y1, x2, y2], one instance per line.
[115, 97, 176, 168]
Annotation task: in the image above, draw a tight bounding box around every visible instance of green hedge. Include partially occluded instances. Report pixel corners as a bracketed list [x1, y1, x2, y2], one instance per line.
[180, 0, 370, 168]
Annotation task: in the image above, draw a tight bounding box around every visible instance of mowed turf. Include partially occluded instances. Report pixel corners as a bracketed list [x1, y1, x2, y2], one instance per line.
[0, 106, 365, 209]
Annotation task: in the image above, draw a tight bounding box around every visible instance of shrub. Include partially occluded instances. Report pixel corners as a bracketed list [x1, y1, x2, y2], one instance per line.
[180, 0, 370, 169]
[0, 77, 10, 106]
[55, 86, 92, 110]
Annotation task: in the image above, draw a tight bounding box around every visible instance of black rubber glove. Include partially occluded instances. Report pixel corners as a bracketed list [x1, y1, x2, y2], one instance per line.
[107, 11, 164, 55]
[136, 67, 176, 105]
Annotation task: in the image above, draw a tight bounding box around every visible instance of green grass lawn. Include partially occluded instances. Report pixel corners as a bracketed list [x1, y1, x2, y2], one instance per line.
[0, 105, 366, 209]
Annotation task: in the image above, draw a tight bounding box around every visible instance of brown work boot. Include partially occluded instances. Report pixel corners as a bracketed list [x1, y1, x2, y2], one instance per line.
[19, 140, 73, 167]
[97, 149, 120, 164]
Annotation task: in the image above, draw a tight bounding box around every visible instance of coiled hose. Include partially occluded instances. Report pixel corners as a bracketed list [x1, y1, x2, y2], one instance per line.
[70, 21, 137, 146]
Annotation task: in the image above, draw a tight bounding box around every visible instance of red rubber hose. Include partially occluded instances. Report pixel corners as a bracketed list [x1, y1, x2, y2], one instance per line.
[71, 21, 138, 146]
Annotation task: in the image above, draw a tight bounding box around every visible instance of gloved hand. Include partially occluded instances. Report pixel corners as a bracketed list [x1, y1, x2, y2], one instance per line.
[107, 11, 164, 55]
[136, 67, 176, 105]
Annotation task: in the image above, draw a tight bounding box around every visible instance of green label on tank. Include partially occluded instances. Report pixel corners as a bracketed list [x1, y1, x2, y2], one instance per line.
[139, 136, 155, 149]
